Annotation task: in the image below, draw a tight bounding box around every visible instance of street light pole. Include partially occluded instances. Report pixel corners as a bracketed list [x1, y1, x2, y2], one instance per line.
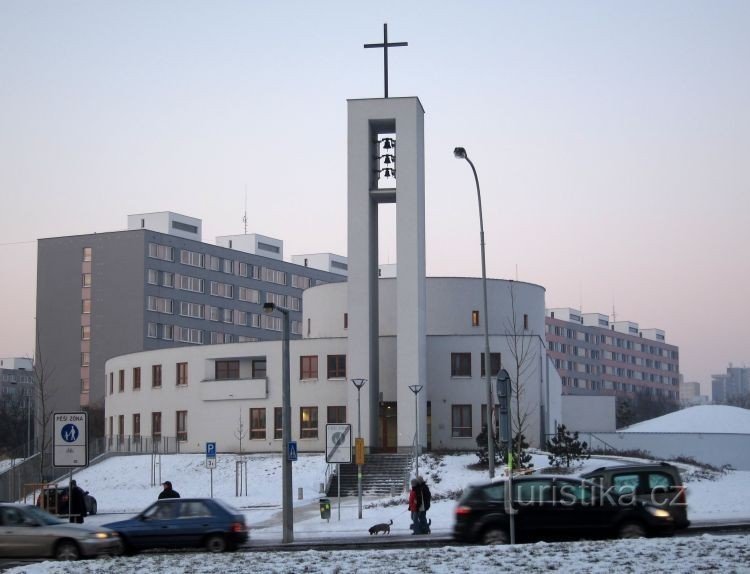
[454, 146, 495, 479]
[408, 384, 423, 479]
[351, 378, 367, 519]
[263, 302, 293, 543]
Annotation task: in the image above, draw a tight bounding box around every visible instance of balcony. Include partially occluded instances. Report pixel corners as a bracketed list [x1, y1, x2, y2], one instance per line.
[199, 377, 268, 401]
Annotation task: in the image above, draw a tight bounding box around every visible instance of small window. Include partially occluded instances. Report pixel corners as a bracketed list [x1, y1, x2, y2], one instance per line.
[118, 415, 124, 438]
[451, 405, 472, 437]
[176, 410, 188, 441]
[176, 362, 188, 386]
[300, 355, 318, 379]
[471, 310, 480, 327]
[250, 408, 266, 440]
[215, 360, 239, 380]
[327, 355, 346, 379]
[300, 406, 318, 439]
[109, 371, 113, 394]
[612, 473, 640, 496]
[274, 407, 282, 439]
[133, 367, 141, 390]
[118, 369, 125, 392]
[327, 406, 346, 424]
[133, 413, 141, 439]
[451, 353, 471, 377]
[82, 273, 92, 287]
[152, 364, 162, 388]
[523, 314, 529, 330]
[480, 353, 501, 377]
[82, 299, 91, 314]
[81, 325, 90, 341]
[151, 412, 162, 439]
[252, 359, 267, 379]
[344, 313, 348, 329]
[82, 247, 92, 262]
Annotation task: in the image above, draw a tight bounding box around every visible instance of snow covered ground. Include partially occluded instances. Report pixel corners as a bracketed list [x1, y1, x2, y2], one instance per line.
[621, 405, 750, 433]
[7, 450, 750, 572]
[7, 535, 750, 573]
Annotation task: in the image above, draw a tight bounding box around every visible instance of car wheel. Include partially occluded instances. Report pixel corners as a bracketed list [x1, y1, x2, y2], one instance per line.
[482, 527, 509, 545]
[55, 540, 81, 561]
[618, 522, 647, 539]
[205, 534, 227, 553]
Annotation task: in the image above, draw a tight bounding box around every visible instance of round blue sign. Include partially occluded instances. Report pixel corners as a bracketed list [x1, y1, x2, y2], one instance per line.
[61, 423, 79, 443]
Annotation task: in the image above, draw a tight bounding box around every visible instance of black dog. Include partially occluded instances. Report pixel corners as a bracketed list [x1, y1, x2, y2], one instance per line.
[368, 519, 393, 535]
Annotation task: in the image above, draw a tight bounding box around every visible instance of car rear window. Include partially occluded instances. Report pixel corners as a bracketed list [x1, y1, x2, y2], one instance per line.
[648, 472, 675, 489]
[612, 473, 640, 495]
[480, 484, 505, 502]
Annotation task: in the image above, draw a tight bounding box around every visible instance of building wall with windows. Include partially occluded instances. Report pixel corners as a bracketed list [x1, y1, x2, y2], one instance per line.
[712, 366, 750, 404]
[104, 277, 562, 453]
[36, 224, 345, 424]
[545, 308, 680, 401]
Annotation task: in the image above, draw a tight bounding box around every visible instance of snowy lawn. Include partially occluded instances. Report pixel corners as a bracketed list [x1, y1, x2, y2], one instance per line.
[6, 534, 750, 573]
[17, 450, 750, 540]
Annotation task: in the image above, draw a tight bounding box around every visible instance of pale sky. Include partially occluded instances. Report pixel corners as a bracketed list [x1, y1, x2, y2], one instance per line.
[1, 1, 748, 390]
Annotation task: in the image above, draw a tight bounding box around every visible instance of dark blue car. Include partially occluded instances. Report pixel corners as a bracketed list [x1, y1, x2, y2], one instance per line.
[104, 498, 248, 554]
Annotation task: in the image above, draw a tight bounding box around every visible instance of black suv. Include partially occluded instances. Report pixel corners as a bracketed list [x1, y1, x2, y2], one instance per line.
[453, 476, 675, 545]
[581, 462, 689, 529]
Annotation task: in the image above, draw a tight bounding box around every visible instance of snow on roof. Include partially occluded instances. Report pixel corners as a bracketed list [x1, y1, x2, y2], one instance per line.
[621, 405, 750, 434]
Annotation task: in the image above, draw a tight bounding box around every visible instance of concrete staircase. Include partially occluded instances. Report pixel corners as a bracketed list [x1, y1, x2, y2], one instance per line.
[326, 453, 412, 497]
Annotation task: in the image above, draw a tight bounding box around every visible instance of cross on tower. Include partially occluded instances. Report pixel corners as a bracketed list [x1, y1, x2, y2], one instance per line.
[364, 23, 408, 98]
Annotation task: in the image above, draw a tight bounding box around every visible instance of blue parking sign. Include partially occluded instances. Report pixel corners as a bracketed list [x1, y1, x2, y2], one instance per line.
[206, 442, 216, 458]
[287, 441, 298, 461]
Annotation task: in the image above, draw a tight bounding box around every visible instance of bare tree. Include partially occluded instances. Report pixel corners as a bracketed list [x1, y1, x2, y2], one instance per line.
[504, 281, 538, 468]
[32, 329, 58, 482]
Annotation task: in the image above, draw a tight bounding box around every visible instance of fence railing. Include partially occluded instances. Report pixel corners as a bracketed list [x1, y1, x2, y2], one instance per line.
[105, 435, 182, 455]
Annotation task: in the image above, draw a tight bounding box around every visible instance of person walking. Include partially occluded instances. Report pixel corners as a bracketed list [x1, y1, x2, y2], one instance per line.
[158, 480, 181, 500]
[408, 478, 420, 534]
[68, 480, 87, 524]
[416, 476, 431, 534]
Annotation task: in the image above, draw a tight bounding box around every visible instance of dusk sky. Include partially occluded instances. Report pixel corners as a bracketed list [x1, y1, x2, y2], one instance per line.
[1, 1, 748, 390]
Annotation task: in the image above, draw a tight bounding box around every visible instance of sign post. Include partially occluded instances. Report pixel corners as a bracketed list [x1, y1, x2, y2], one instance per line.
[326, 424, 352, 522]
[206, 442, 217, 498]
[53, 412, 88, 522]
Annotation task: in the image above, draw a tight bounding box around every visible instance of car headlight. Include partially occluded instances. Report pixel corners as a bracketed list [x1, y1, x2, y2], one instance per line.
[90, 532, 114, 539]
[646, 507, 672, 519]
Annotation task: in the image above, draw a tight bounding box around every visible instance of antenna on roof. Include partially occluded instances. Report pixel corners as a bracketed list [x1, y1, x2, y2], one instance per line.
[515, 264, 519, 281]
[242, 186, 248, 234]
[612, 297, 617, 323]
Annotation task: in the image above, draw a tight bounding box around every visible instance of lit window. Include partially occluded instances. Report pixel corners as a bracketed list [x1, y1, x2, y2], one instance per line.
[472, 310, 480, 327]
[300, 406, 318, 439]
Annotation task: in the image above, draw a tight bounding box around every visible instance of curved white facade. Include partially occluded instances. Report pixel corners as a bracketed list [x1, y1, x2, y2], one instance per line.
[105, 278, 561, 454]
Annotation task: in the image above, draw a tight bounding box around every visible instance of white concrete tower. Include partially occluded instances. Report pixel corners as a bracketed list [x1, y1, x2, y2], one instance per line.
[347, 97, 427, 451]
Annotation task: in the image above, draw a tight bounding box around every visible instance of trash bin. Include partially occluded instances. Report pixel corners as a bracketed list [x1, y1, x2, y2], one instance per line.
[319, 498, 331, 520]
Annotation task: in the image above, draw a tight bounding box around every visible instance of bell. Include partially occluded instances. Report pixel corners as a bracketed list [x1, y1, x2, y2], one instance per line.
[383, 138, 393, 150]
[384, 155, 392, 165]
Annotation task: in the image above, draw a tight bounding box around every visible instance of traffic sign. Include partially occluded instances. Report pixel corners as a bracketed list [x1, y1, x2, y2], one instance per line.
[53, 412, 88, 468]
[355, 437, 365, 465]
[206, 458, 217, 469]
[206, 442, 216, 458]
[325, 424, 352, 464]
[288, 441, 298, 461]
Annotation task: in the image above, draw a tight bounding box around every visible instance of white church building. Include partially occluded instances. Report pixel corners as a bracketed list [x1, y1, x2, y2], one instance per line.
[104, 97, 562, 454]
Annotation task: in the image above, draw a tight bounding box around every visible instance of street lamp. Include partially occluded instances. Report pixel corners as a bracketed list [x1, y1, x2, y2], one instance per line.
[408, 384, 423, 479]
[351, 378, 367, 519]
[454, 146, 496, 479]
[263, 302, 293, 543]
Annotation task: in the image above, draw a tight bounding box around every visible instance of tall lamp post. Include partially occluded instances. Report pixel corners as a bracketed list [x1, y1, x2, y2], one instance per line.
[408, 384, 423, 479]
[454, 146, 495, 479]
[351, 378, 367, 519]
[262, 302, 293, 543]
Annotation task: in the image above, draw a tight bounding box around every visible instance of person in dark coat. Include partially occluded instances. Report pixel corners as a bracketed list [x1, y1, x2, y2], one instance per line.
[408, 478, 420, 534]
[68, 480, 87, 524]
[416, 476, 431, 534]
[158, 480, 181, 499]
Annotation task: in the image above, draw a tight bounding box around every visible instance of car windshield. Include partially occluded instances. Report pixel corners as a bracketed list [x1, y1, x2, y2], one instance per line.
[23, 505, 65, 525]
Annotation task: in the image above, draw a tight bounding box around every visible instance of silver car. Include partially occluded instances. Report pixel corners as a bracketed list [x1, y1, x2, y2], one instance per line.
[0, 503, 121, 560]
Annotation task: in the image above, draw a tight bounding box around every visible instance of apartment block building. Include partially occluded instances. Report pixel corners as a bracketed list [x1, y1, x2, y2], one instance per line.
[712, 366, 750, 404]
[545, 308, 680, 400]
[36, 212, 345, 423]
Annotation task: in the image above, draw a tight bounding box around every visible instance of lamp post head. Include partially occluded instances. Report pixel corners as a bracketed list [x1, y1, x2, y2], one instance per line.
[453, 147, 468, 160]
[262, 302, 275, 314]
[351, 378, 367, 390]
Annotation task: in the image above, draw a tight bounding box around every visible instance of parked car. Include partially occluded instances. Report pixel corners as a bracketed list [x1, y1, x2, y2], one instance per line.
[581, 462, 689, 529]
[36, 486, 98, 516]
[103, 498, 248, 554]
[0, 503, 120, 560]
[453, 476, 675, 545]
